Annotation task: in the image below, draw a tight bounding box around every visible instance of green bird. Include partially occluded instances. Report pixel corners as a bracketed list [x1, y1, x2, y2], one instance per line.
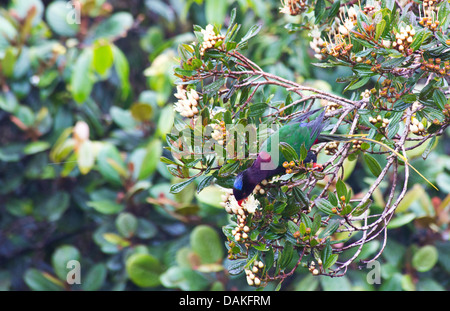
[233, 108, 327, 203]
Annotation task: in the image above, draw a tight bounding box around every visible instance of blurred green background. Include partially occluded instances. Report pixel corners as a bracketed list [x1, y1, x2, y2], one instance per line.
[0, 0, 448, 291]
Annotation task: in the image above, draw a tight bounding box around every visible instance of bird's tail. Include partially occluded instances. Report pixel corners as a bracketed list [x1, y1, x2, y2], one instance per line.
[317, 133, 438, 191]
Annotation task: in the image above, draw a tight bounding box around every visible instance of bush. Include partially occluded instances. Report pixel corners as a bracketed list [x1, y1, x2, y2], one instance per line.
[0, 0, 448, 291]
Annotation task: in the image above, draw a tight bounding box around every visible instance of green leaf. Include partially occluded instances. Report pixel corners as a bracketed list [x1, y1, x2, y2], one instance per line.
[52, 245, 81, 281]
[160, 266, 209, 291]
[23, 141, 50, 155]
[24, 269, 64, 291]
[46, 1, 79, 36]
[335, 179, 347, 199]
[93, 41, 114, 75]
[314, 0, 326, 24]
[319, 220, 340, 239]
[93, 12, 134, 40]
[412, 245, 439, 272]
[81, 264, 107, 291]
[116, 212, 138, 238]
[126, 253, 162, 288]
[77, 140, 95, 175]
[363, 154, 382, 177]
[111, 45, 131, 99]
[88, 200, 124, 215]
[190, 225, 224, 264]
[170, 177, 196, 194]
[279, 142, 299, 162]
[139, 139, 162, 180]
[315, 198, 335, 216]
[70, 49, 94, 103]
[205, 0, 228, 27]
[277, 241, 294, 270]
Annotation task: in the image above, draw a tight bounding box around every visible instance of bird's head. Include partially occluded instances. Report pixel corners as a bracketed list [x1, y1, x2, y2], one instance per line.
[233, 171, 252, 204]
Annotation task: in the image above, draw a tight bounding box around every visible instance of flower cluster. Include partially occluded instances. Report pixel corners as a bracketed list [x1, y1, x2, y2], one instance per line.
[200, 24, 225, 56]
[420, 58, 450, 76]
[324, 141, 339, 155]
[174, 85, 200, 118]
[419, 1, 440, 31]
[309, 35, 326, 60]
[245, 261, 265, 286]
[392, 25, 415, 53]
[308, 260, 320, 275]
[352, 139, 364, 150]
[221, 190, 260, 242]
[210, 121, 226, 145]
[409, 116, 427, 136]
[253, 180, 268, 195]
[369, 115, 390, 129]
[279, 0, 307, 16]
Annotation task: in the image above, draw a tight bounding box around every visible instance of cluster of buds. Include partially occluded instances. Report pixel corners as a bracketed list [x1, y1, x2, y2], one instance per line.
[352, 139, 364, 150]
[443, 104, 450, 120]
[253, 180, 268, 195]
[279, 0, 307, 16]
[282, 160, 297, 174]
[308, 260, 320, 275]
[392, 25, 415, 53]
[222, 190, 260, 242]
[369, 115, 390, 129]
[361, 89, 372, 100]
[245, 261, 265, 286]
[419, 1, 440, 31]
[174, 85, 200, 118]
[199, 24, 225, 57]
[420, 58, 450, 76]
[210, 120, 226, 145]
[309, 36, 326, 60]
[378, 79, 400, 104]
[322, 42, 353, 60]
[324, 141, 339, 155]
[363, 4, 377, 16]
[325, 101, 341, 112]
[409, 116, 427, 135]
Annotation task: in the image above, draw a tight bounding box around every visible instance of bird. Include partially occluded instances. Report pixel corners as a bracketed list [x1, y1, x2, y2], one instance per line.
[233, 108, 328, 203]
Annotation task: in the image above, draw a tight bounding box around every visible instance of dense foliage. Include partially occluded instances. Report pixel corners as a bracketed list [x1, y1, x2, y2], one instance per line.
[0, 0, 448, 291]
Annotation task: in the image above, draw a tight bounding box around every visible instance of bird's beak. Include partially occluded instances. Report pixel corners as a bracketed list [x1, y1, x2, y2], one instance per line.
[237, 199, 244, 206]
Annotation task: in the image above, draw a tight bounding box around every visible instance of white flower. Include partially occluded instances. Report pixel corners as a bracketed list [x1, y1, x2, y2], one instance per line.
[243, 194, 260, 214]
[73, 121, 90, 142]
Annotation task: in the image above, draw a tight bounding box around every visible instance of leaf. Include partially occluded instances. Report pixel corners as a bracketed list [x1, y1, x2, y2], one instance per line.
[93, 40, 114, 75]
[70, 49, 94, 103]
[77, 140, 95, 175]
[51, 245, 81, 281]
[23, 141, 50, 155]
[335, 179, 347, 199]
[126, 253, 162, 288]
[190, 225, 224, 264]
[412, 245, 439, 272]
[277, 241, 294, 270]
[363, 154, 382, 177]
[319, 220, 340, 239]
[315, 198, 335, 216]
[93, 12, 134, 40]
[205, 0, 228, 26]
[139, 139, 162, 180]
[88, 200, 124, 215]
[170, 177, 196, 194]
[279, 142, 299, 162]
[81, 264, 107, 291]
[46, 1, 79, 36]
[111, 45, 131, 99]
[116, 212, 138, 238]
[314, 0, 326, 24]
[239, 24, 262, 46]
[24, 269, 64, 291]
